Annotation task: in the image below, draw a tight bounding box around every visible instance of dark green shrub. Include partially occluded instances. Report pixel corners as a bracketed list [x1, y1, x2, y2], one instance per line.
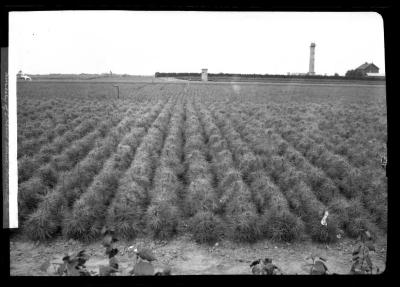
[18, 156, 37, 183]
[185, 177, 217, 217]
[345, 217, 371, 238]
[38, 164, 58, 188]
[226, 210, 261, 243]
[309, 217, 339, 243]
[248, 171, 275, 213]
[260, 211, 304, 242]
[189, 211, 223, 244]
[24, 195, 65, 240]
[146, 202, 179, 240]
[62, 209, 90, 240]
[18, 177, 47, 220]
[107, 191, 143, 240]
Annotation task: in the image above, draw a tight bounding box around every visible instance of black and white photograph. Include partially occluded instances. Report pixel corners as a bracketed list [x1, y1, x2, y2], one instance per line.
[4, 9, 388, 276]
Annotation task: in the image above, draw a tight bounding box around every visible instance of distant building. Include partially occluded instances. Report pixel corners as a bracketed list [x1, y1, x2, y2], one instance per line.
[366, 72, 385, 77]
[355, 62, 379, 74]
[201, 69, 208, 81]
[21, 75, 31, 81]
[17, 70, 31, 81]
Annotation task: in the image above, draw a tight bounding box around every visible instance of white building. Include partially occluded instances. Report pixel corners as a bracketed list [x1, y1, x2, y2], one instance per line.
[366, 72, 385, 77]
[17, 70, 32, 80]
[201, 69, 208, 81]
[20, 75, 32, 81]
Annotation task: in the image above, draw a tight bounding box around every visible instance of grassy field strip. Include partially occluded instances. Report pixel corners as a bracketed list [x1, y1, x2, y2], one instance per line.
[227, 103, 351, 206]
[17, 101, 103, 159]
[295, 103, 387, 194]
[176, 94, 188, 216]
[225, 103, 379, 239]
[104, 96, 177, 239]
[301, 107, 387, 190]
[209, 104, 308, 242]
[270, 107, 388, 232]
[181, 97, 222, 244]
[211, 107, 285, 215]
[195, 99, 262, 242]
[266, 102, 385, 173]
[276, 103, 386, 182]
[183, 83, 386, 106]
[17, 98, 106, 150]
[254, 105, 387, 232]
[22, 102, 163, 240]
[16, 81, 175, 103]
[50, 124, 115, 173]
[145, 95, 186, 239]
[18, 106, 132, 223]
[209, 102, 336, 243]
[17, 97, 80, 134]
[62, 98, 171, 241]
[318, 105, 386, 144]
[17, 112, 92, 165]
[17, 98, 57, 121]
[177, 80, 386, 87]
[306, 117, 387, 197]
[17, 111, 81, 158]
[17, 109, 116, 184]
[14, 82, 387, 245]
[260, 104, 369, 198]
[17, 105, 79, 148]
[313, 103, 386, 146]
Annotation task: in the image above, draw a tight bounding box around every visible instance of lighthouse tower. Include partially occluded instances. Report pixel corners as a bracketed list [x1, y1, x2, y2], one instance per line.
[308, 43, 316, 75]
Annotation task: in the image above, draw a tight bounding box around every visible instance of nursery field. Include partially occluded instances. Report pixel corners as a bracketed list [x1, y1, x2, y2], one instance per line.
[15, 80, 387, 246]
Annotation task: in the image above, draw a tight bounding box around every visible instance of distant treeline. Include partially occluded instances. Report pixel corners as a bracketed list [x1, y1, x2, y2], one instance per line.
[26, 73, 143, 80]
[27, 73, 112, 80]
[155, 72, 385, 81]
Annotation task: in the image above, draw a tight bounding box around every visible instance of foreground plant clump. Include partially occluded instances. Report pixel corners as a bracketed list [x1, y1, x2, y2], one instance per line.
[17, 81, 387, 244]
[39, 227, 172, 276]
[35, 229, 381, 275]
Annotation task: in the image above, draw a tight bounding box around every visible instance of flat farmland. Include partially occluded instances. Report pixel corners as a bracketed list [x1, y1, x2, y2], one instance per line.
[15, 81, 387, 245]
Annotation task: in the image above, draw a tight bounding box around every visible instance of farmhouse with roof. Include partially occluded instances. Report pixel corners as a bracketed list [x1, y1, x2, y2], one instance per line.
[355, 62, 379, 74]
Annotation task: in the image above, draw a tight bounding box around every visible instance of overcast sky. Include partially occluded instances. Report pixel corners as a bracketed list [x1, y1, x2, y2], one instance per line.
[9, 11, 385, 76]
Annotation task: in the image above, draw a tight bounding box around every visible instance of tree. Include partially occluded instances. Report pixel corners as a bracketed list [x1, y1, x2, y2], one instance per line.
[345, 69, 365, 78]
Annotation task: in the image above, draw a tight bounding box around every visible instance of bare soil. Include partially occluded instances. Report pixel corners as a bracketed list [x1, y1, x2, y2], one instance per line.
[10, 234, 387, 276]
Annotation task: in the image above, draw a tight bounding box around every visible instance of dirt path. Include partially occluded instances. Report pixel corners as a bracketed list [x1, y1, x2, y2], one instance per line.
[10, 235, 387, 275]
